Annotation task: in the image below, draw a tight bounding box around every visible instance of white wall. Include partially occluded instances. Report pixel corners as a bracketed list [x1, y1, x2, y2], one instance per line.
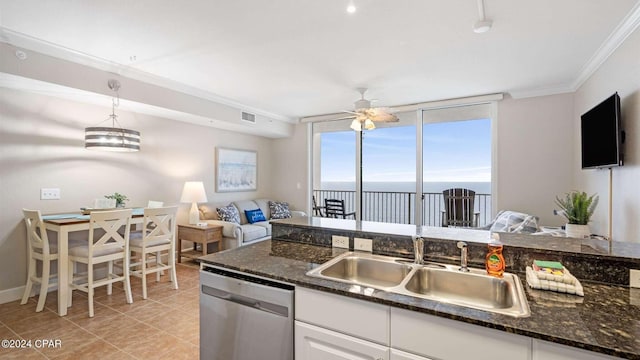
[496, 93, 575, 226]
[573, 27, 640, 242]
[0, 88, 276, 291]
[272, 123, 308, 212]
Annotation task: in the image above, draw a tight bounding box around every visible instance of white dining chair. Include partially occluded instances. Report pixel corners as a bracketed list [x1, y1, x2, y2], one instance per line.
[21, 209, 57, 312]
[68, 208, 133, 317]
[93, 198, 117, 209]
[146, 200, 164, 208]
[129, 206, 179, 299]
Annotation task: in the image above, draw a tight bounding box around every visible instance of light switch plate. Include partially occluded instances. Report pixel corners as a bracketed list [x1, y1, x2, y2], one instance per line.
[41, 188, 60, 200]
[332, 235, 349, 249]
[354, 237, 373, 252]
[630, 269, 640, 288]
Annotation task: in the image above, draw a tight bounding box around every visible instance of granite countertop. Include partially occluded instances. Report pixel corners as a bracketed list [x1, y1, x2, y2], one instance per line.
[199, 239, 640, 359]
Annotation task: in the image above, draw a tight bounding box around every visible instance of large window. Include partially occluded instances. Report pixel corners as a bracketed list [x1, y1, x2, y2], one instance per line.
[312, 102, 494, 226]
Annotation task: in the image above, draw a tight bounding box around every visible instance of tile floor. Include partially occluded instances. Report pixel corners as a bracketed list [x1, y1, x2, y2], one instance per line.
[0, 262, 200, 359]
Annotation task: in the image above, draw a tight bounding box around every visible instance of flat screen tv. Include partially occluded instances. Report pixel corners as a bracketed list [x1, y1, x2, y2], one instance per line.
[581, 92, 623, 169]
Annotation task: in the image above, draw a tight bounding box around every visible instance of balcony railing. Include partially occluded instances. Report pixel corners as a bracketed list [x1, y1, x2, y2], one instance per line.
[313, 189, 492, 227]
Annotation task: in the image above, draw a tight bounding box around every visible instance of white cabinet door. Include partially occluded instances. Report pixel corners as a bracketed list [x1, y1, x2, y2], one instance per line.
[390, 348, 433, 360]
[533, 339, 620, 360]
[296, 287, 390, 345]
[296, 321, 389, 360]
[391, 308, 532, 360]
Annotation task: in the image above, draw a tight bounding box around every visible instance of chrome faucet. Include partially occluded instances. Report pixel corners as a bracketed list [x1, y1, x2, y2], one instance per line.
[457, 241, 470, 272]
[413, 236, 424, 265]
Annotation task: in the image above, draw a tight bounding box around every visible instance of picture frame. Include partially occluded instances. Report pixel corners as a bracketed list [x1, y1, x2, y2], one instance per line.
[216, 147, 257, 192]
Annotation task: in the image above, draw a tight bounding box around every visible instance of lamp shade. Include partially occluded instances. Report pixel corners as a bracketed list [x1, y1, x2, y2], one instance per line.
[180, 181, 208, 203]
[181, 181, 207, 225]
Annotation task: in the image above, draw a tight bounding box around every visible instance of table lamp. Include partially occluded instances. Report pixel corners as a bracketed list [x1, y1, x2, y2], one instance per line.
[180, 181, 208, 225]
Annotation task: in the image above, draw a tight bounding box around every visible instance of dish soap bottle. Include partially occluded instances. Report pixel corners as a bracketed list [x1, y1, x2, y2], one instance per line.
[486, 241, 505, 277]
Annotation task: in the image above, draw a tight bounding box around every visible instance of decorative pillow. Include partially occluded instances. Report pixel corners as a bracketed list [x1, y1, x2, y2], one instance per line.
[269, 201, 291, 219]
[245, 209, 267, 224]
[217, 204, 241, 224]
[488, 210, 539, 234]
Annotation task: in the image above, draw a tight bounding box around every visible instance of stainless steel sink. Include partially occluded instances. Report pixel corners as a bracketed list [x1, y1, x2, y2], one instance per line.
[307, 253, 412, 289]
[307, 252, 530, 318]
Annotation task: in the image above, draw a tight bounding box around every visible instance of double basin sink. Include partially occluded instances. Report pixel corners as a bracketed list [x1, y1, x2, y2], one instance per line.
[306, 252, 530, 317]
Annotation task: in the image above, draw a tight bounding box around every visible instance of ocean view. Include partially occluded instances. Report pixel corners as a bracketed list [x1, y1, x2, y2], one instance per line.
[319, 181, 491, 194]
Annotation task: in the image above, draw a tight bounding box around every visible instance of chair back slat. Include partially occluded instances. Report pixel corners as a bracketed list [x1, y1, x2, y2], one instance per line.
[142, 206, 177, 246]
[88, 209, 132, 256]
[443, 188, 476, 227]
[324, 199, 355, 219]
[22, 209, 49, 253]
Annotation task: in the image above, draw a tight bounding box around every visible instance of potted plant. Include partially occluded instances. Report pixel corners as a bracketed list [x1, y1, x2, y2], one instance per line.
[554, 191, 598, 238]
[105, 192, 129, 208]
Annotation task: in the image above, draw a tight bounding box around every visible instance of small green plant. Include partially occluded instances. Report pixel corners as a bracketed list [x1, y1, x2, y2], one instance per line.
[105, 192, 129, 207]
[554, 191, 598, 225]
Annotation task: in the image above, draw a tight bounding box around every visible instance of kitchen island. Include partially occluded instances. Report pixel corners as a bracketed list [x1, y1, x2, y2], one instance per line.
[199, 218, 640, 359]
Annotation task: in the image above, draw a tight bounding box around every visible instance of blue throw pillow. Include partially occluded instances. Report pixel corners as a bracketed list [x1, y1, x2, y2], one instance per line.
[245, 209, 267, 224]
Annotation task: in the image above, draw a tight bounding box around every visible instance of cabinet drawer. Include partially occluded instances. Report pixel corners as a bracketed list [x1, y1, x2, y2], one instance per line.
[295, 321, 389, 360]
[391, 308, 531, 360]
[295, 287, 390, 345]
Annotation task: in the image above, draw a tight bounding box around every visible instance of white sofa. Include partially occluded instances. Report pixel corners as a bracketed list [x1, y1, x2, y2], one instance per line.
[198, 199, 305, 249]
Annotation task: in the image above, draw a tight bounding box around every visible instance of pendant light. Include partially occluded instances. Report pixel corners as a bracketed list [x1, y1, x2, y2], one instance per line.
[85, 79, 140, 152]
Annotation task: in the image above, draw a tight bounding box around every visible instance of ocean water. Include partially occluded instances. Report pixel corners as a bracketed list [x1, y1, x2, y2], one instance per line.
[320, 181, 491, 194]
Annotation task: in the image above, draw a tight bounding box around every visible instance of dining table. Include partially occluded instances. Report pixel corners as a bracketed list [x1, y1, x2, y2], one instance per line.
[42, 208, 144, 316]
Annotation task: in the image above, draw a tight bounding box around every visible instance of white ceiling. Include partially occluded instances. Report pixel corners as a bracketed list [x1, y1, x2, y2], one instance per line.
[1, 0, 639, 121]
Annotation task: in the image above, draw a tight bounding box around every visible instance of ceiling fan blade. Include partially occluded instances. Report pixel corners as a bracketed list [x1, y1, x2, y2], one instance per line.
[370, 112, 399, 122]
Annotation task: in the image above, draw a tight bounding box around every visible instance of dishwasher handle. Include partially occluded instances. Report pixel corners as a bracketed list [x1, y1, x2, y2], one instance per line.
[202, 284, 290, 318]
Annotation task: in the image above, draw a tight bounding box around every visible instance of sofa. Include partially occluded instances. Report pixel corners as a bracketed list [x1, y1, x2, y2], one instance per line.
[198, 199, 306, 249]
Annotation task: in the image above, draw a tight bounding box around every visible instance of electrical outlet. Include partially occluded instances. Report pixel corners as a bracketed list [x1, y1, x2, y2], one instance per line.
[630, 269, 640, 288]
[354, 237, 372, 252]
[332, 235, 349, 249]
[40, 188, 60, 200]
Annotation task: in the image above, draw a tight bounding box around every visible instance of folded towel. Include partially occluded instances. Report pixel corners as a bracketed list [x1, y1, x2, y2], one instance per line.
[526, 266, 584, 296]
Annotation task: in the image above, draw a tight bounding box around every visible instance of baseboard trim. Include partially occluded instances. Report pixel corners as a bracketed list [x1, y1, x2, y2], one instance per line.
[0, 285, 29, 305]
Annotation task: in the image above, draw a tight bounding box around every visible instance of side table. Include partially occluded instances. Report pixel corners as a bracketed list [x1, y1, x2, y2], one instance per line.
[177, 223, 223, 263]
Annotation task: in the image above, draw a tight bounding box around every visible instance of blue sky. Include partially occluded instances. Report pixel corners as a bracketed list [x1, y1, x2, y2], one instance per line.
[320, 118, 491, 183]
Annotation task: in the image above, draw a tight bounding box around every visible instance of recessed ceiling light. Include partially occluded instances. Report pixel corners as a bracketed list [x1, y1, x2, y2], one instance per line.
[346, 1, 356, 13]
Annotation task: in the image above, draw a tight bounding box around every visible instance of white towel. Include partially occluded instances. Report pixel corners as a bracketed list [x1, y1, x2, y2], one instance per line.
[526, 266, 584, 296]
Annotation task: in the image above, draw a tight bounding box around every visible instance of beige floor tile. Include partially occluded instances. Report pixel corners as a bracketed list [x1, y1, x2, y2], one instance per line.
[0, 264, 201, 360]
[0, 347, 47, 359]
[35, 327, 99, 359]
[49, 339, 122, 360]
[124, 301, 173, 324]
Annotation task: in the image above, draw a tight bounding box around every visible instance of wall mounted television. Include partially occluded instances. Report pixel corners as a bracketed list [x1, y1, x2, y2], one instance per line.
[581, 92, 624, 169]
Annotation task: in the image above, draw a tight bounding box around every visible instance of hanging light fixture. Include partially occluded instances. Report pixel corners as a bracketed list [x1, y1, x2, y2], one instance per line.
[85, 79, 140, 152]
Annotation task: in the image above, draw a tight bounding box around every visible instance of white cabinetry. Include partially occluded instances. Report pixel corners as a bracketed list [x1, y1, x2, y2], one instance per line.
[533, 339, 619, 360]
[295, 287, 617, 360]
[390, 307, 531, 360]
[295, 321, 389, 360]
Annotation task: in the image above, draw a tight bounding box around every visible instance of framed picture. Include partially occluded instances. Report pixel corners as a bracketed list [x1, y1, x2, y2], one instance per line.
[216, 148, 257, 192]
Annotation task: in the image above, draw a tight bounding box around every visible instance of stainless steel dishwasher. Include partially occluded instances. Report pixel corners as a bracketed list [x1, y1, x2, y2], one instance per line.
[200, 265, 294, 360]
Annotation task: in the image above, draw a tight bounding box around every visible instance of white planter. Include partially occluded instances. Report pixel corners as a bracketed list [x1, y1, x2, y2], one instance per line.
[565, 224, 590, 238]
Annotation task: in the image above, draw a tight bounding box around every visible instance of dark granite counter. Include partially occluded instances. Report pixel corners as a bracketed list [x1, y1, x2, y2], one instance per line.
[200, 239, 640, 359]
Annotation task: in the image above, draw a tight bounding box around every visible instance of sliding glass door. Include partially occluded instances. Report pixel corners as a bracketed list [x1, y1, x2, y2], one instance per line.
[311, 103, 494, 226]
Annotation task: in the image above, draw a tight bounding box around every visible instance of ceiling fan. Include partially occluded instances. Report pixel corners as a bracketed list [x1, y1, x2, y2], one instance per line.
[340, 88, 399, 131]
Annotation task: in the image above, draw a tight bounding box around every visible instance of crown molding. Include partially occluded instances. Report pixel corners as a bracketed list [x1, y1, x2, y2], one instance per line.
[0, 27, 295, 123]
[571, 1, 640, 92]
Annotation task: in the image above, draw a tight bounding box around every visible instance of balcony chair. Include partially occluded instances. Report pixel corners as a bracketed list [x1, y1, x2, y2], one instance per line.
[312, 196, 326, 217]
[324, 199, 356, 219]
[68, 209, 133, 317]
[129, 206, 179, 299]
[441, 188, 479, 228]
